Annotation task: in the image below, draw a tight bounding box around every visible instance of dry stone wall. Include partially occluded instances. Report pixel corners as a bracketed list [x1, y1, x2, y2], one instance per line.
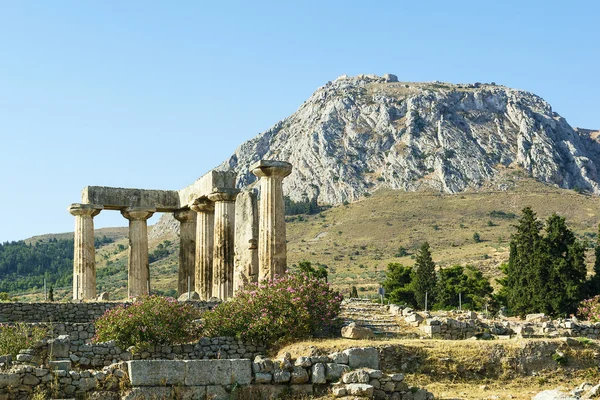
[0, 301, 217, 323]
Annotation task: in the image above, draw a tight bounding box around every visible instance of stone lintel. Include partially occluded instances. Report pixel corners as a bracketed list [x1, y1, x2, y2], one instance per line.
[250, 160, 292, 178]
[178, 171, 237, 208]
[190, 197, 215, 213]
[81, 186, 179, 212]
[68, 203, 103, 217]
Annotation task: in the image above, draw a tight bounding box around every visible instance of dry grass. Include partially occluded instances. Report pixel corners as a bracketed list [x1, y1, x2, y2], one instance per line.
[277, 337, 600, 400]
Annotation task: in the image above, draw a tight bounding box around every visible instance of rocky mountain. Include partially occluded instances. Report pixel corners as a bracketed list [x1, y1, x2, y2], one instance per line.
[218, 74, 600, 204]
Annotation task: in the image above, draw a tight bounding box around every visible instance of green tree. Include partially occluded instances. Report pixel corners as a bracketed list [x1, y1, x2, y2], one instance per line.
[381, 263, 416, 307]
[435, 265, 492, 310]
[297, 260, 328, 281]
[412, 242, 437, 310]
[473, 232, 481, 243]
[499, 208, 587, 317]
[585, 224, 600, 297]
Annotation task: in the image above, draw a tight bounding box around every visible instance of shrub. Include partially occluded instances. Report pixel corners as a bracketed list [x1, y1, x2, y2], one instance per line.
[0, 323, 47, 357]
[578, 295, 600, 322]
[92, 295, 202, 351]
[202, 273, 342, 345]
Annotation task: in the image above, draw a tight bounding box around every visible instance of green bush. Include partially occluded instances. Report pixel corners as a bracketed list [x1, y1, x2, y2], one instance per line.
[0, 323, 47, 357]
[202, 273, 342, 345]
[92, 296, 202, 351]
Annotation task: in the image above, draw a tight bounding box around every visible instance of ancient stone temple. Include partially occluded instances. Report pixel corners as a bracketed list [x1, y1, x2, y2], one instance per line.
[68, 161, 293, 301]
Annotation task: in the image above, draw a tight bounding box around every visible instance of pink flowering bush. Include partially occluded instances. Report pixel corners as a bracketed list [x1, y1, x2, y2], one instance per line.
[202, 272, 342, 345]
[578, 295, 600, 322]
[92, 295, 202, 351]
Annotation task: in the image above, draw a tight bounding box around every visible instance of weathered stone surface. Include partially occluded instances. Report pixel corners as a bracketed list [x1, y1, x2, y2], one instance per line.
[191, 198, 215, 300]
[234, 189, 259, 293]
[177, 291, 200, 301]
[0, 373, 20, 387]
[273, 370, 291, 383]
[343, 347, 380, 369]
[254, 372, 272, 383]
[290, 366, 309, 383]
[48, 334, 71, 358]
[174, 209, 197, 296]
[121, 208, 155, 297]
[325, 363, 350, 381]
[346, 383, 374, 397]
[127, 360, 186, 386]
[341, 323, 375, 339]
[253, 355, 274, 373]
[294, 356, 311, 367]
[210, 189, 240, 300]
[342, 369, 371, 384]
[69, 203, 102, 300]
[251, 160, 293, 281]
[82, 186, 179, 211]
[178, 170, 237, 208]
[527, 313, 549, 322]
[329, 352, 349, 364]
[312, 362, 326, 384]
[532, 389, 578, 400]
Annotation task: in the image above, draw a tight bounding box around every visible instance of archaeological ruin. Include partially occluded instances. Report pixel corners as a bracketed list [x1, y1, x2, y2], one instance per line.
[67, 160, 293, 301]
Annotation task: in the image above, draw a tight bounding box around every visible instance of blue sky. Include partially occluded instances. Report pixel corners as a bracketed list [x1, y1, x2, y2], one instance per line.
[0, 1, 598, 242]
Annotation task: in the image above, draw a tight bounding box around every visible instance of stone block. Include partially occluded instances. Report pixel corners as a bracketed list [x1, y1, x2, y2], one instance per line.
[343, 347, 379, 369]
[421, 325, 441, 335]
[206, 385, 229, 400]
[346, 383, 374, 397]
[127, 360, 185, 386]
[342, 369, 370, 384]
[341, 323, 375, 339]
[273, 370, 291, 383]
[325, 363, 350, 381]
[294, 356, 311, 367]
[230, 359, 252, 385]
[48, 335, 70, 358]
[312, 363, 326, 384]
[49, 360, 71, 372]
[254, 372, 272, 383]
[290, 366, 309, 384]
[329, 352, 349, 364]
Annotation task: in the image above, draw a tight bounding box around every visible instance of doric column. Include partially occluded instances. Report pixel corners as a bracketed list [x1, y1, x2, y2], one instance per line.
[121, 207, 155, 298]
[173, 209, 197, 296]
[251, 160, 293, 281]
[233, 190, 259, 294]
[190, 198, 214, 300]
[208, 188, 240, 301]
[68, 203, 103, 300]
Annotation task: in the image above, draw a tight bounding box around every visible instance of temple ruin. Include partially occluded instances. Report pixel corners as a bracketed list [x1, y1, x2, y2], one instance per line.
[68, 160, 292, 301]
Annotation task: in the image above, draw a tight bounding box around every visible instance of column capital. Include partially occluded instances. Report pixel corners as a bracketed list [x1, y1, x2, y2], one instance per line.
[68, 203, 103, 217]
[121, 207, 155, 221]
[190, 197, 215, 213]
[173, 209, 197, 223]
[208, 188, 240, 203]
[251, 160, 292, 179]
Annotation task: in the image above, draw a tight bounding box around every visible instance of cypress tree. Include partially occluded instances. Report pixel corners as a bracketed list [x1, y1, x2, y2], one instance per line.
[412, 242, 437, 310]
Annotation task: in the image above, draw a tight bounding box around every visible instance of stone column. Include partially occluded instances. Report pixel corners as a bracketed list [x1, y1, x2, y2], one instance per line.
[233, 190, 259, 294]
[190, 198, 214, 300]
[251, 160, 293, 281]
[121, 208, 155, 298]
[173, 209, 197, 296]
[208, 189, 240, 300]
[68, 203, 103, 300]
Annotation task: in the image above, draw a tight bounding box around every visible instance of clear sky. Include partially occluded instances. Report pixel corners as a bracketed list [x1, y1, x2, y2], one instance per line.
[0, 1, 598, 243]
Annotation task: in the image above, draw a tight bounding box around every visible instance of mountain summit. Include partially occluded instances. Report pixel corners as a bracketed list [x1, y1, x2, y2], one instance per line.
[218, 74, 600, 204]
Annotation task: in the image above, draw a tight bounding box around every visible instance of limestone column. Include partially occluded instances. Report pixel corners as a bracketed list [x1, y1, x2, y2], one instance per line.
[251, 160, 293, 281]
[208, 189, 240, 300]
[190, 198, 214, 300]
[233, 190, 259, 294]
[121, 208, 155, 298]
[174, 209, 197, 296]
[68, 203, 103, 300]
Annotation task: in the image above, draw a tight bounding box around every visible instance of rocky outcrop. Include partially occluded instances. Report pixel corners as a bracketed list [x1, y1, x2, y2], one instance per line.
[218, 75, 600, 204]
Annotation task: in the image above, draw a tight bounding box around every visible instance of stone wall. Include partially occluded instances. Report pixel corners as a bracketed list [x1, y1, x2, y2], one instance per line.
[0, 301, 217, 323]
[0, 347, 434, 400]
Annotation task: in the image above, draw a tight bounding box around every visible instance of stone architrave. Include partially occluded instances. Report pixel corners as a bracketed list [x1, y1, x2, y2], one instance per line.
[233, 190, 259, 294]
[68, 203, 103, 300]
[251, 160, 293, 281]
[173, 209, 197, 296]
[208, 189, 240, 300]
[190, 198, 215, 300]
[121, 208, 155, 298]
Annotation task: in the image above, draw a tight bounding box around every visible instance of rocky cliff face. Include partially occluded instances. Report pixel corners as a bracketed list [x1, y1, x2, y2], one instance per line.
[218, 75, 600, 204]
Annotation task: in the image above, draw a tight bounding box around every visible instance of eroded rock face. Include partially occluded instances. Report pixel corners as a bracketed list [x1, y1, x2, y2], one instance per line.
[218, 75, 600, 204]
